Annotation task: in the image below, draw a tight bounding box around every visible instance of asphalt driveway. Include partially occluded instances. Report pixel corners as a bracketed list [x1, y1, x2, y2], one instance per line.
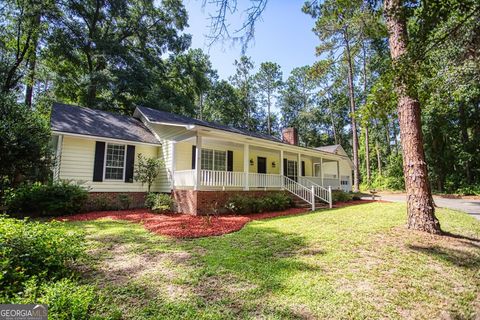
[368, 193, 480, 220]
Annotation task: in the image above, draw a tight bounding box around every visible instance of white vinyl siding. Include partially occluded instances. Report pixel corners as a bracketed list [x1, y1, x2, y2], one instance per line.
[59, 136, 163, 192]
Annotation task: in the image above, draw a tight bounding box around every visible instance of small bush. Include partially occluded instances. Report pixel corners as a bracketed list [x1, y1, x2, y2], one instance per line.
[332, 190, 353, 202]
[117, 194, 132, 210]
[11, 278, 96, 320]
[88, 194, 116, 211]
[455, 185, 480, 196]
[145, 193, 174, 213]
[225, 192, 292, 214]
[0, 216, 84, 297]
[5, 181, 88, 216]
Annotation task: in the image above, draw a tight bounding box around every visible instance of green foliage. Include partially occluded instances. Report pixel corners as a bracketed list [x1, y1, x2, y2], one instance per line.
[44, 0, 191, 112]
[9, 278, 101, 320]
[254, 62, 283, 135]
[5, 182, 88, 217]
[454, 185, 480, 196]
[0, 94, 52, 190]
[0, 216, 84, 297]
[225, 192, 293, 214]
[145, 193, 174, 213]
[134, 154, 163, 193]
[117, 194, 132, 210]
[331, 190, 353, 202]
[87, 194, 116, 212]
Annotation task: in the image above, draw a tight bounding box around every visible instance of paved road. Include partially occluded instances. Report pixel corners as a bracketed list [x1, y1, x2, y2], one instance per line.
[368, 193, 480, 220]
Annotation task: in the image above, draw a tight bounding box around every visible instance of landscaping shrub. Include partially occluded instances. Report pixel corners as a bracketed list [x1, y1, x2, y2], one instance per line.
[88, 194, 116, 211]
[455, 185, 480, 196]
[0, 216, 85, 297]
[117, 193, 132, 210]
[332, 190, 353, 202]
[8, 278, 108, 320]
[145, 193, 174, 212]
[5, 181, 88, 217]
[225, 192, 292, 214]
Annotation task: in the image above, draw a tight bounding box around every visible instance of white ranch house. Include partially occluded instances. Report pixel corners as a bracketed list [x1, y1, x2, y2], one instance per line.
[51, 103, 353, 214]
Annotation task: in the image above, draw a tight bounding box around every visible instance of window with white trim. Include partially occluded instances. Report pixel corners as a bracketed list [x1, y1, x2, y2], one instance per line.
[201, 148, 227, 171]
[105, 143, 126, 180]
[214, 150, 226, 171]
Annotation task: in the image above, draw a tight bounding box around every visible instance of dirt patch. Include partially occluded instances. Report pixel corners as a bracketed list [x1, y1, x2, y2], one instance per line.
[58, 200, 380, 238]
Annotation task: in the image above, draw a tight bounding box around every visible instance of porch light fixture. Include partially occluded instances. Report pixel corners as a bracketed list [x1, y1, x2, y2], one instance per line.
[250, 158, 254, 166]
[271, 161, 276, 168]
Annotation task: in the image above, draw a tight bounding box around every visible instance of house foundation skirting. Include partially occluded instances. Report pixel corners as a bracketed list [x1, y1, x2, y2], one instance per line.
[172, 190, 284, 215]
[85, 192, 147, 211]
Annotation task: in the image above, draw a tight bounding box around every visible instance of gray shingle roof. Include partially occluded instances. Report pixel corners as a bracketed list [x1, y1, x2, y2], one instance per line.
[51, 103, 160, 145]
[315, 145, 341, 153]
[136, 106, 283, 143]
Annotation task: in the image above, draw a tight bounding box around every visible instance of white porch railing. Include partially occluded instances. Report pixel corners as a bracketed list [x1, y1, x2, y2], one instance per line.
[174, 170, 284, 189]
[248, 173, 282, 188]
[173, 170, 333, 210]
[174, 169, 196, 187]
[299, 177, 332, 207]
[201, 170, 245, 188]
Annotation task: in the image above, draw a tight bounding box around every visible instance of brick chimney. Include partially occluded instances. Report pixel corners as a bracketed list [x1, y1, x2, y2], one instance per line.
[282, 127, 299, 145]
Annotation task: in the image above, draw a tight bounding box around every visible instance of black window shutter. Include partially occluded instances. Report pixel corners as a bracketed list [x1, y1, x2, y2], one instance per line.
[227, 150, 233, 171]
[301, 161, 305, 176]
[283, 158, 287, 176]
[125, 145, 135, 183]
[191, 145, 196, 169]
[93, 141, 106, 182]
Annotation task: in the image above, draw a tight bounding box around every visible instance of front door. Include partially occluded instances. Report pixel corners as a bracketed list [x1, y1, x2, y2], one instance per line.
[257, 157, 267, 174]
[287, 160, 298, 181]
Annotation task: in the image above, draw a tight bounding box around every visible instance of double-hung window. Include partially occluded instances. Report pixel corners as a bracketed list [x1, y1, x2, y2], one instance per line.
[201, 148, 227, 171]
[104, 143, 126, 180]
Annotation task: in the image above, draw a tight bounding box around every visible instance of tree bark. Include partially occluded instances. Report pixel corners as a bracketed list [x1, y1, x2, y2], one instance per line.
[365, 125, 371, 183]
[362, 42, 371, 184]
[384, 0, 440, 233]
[344, 30, 360, 192]
[267, 90, 271, 135]
[376, 141, 382, 176]
[458, 103, 471, 183]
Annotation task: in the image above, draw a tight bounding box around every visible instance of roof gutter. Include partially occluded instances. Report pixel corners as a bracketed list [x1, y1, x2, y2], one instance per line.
[51, 130, 162, 147]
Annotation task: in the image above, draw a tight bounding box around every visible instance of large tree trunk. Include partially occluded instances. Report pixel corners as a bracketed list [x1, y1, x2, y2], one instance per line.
[376, 141, 382, 176]
[365, 125, 371, 183]
[344, 31, 360, 192]
[458, 103, 471, 183]
[384, 0, 441, 234]
[362, 43, 371, 184]
[267, 91, 271, 135]
[25, 12, 41, 107]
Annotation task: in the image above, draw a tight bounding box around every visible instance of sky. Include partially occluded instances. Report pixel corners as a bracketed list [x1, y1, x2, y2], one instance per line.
[184, 0, 320, 80]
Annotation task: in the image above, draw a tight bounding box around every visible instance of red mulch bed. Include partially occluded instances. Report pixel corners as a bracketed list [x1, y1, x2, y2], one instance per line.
[58, 200, 382, 238]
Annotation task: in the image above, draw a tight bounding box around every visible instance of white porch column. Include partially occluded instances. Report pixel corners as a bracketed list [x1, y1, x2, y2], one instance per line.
[194, 135, 202, 190]
[337, 160, 341, 188]
[171, 142, 176, 190]
[320, 158, 324, 186]
[297, 153, 301, 179]
[243, 143, 249, 190]
[280, 149, 284, 189]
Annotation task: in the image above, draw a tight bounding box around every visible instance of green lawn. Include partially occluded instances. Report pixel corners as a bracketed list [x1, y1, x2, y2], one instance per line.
[69, 202, 480, 319]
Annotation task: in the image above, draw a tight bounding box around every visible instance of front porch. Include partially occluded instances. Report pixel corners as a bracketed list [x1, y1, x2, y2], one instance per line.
[166, 133, 353, 213]
[171, 134, 349, 192]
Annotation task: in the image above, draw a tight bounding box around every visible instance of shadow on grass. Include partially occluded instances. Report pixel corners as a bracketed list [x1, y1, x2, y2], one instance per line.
[73, 219, 323, 318]
[408, 244, 480, 269]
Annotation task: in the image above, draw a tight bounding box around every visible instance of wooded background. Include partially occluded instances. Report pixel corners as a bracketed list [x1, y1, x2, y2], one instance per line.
[1, 0, 479, 195]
